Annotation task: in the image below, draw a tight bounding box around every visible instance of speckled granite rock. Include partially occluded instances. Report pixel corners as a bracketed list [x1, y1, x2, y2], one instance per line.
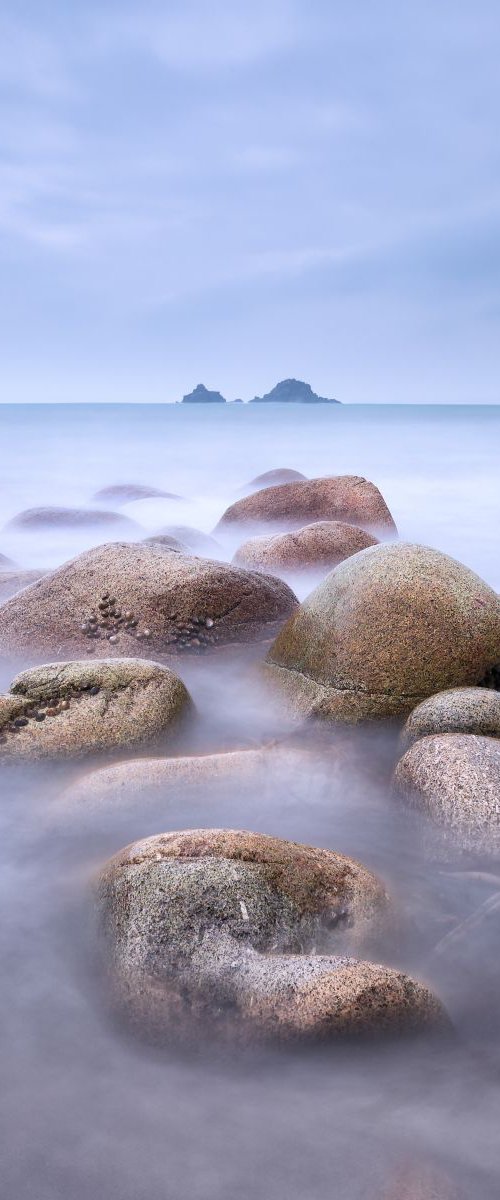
[0, 541, 297, 663]
[215, 476, 397, 535]
[92, 484, 180, 503]
[393, 733, 500, 852]
[96, 828, 446, 1046]
[5, 506, 138, 530]
[401, 688, 500, 748]
[233, 521, 378, 576]
[0, 658, 191, 760]
[0, 569, 49, 603]
[263, 543, 500, 723]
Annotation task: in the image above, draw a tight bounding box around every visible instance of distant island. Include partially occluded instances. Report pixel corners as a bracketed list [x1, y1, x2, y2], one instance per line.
[182, 383, 227, 403]
[180, 379, 340, 404]
[250, 379, 339, 404]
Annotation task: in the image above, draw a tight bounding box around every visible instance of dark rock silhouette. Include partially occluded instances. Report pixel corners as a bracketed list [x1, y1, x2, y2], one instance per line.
[182, 384, 226, 404]
[250, 379, 339, 404]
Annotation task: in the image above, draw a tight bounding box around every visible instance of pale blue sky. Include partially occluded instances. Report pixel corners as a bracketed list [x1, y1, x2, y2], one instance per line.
[1, 1, 499, 402]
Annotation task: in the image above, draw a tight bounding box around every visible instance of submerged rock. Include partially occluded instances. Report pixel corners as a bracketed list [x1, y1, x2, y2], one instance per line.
[401, 687, 500, 748]
[393, 733, 500, 853]
[233, 521, 378, 576]
[96, 828, 445, 1046]
[243, 468, 307, 492]
[92, 484, 181, 504]
[151, 525, 221, 556]
[0, 658, 191, 760]
[5, 507, 138, 531]
[54, 743, 350, 824]
[0, 569, 49, 603]
[0, 541, 297, 662]
[215, 476, 397, 535]
[382, 1160, 463, 1199]
[263, 543, 500, 723]
[142, 534, 187, 553]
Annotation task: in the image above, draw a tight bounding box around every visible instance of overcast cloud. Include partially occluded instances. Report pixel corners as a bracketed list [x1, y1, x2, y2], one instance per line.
[1, 0, 499, 401]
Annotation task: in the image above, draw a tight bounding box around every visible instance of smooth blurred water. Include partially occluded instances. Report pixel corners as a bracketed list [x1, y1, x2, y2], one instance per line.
[0, 403, 499, 587]
[0, 403, 499, 1200]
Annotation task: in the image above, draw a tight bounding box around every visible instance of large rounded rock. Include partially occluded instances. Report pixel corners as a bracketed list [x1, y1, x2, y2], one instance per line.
[96, 829, 445, 1045]
[0, 658, 191, 760]
[0, 569, 49, 603]
[243, 468, 307, 492]
[401, 688, 500, 748]
[0, 542, 297, 663]
[233, 521, 378, 576]
[393, 733, 500, 852]
[263, 543, 500, 723]
[215, 476, 397, 535]
[5, 506, 138, 531]
[92, 484, 180, 504]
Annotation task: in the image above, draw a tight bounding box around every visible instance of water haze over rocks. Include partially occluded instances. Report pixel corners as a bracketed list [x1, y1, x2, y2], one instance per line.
[0, 401, 500, 1199]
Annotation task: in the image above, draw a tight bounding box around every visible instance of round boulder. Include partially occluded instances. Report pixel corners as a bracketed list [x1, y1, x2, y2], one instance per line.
[215, 475, 397, 535]
[96, 828, 445, 1046]
[393, 733, 500, 852]
[92, 484, 180, 504]
[0, 541, 297, 662]
[0, 658, 191, 760]
[263, 543, 500, 723]
[233, 521, 378, 576]
[243, 468, 307, 492]
[5, 506, 138, 531]
[401, 688, 500, 749]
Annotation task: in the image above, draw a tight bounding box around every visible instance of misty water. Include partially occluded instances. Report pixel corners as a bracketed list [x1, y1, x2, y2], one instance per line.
[1, 402, 499, 1199]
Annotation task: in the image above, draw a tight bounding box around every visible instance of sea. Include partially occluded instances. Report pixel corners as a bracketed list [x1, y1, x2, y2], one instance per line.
[0, 402, 499, 1200]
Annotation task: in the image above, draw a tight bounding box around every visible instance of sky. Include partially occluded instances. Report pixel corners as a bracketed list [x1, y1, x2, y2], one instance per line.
[0, 0, 499, 403]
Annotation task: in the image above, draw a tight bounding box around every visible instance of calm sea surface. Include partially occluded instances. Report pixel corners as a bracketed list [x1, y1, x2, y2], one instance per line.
[0, 403, 499, 1200]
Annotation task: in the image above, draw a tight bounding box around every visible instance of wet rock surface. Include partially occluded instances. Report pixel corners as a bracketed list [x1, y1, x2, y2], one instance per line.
[215, 475, 398, 535]
[401, 687, 500, 748]
[96, 828, 446, 1046]
[263, 543, 500, 723]
[233, 520, 378, 576]
[0, 541, 297, 662]
[393, 733, 500, 852]
[5, 506, 139, 530]
[0, 658, 191, 760]
[92, 483, 181, 503]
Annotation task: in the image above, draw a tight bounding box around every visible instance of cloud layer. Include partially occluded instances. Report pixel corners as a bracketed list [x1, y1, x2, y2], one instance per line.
[1, 0, 499, 402]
